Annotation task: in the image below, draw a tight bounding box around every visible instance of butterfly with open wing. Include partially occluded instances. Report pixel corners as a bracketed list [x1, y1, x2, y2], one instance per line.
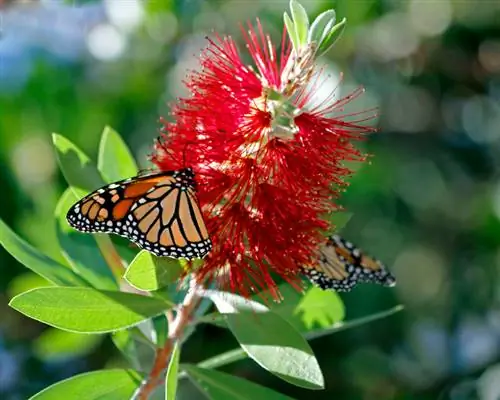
[66, 168, 212, 260]
[302, 234, 396, 292]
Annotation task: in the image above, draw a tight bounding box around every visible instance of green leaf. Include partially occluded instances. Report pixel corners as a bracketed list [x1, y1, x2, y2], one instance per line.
[295, 287, 344, 330]
[153, 314, 169, 346]
[55, 188, 117, 290]
[197, 348, 247, 370]
[29, 369, 140, 400]
[10, 287, 173, 333]
[52, 133, 104, 194]
[327, 211, 353, 233]
[0, 218, 89, 287]
[184, 365, 294, 400]
[165, 341, 181, 400]
[125, 251, 184, 291]
[7, 272, 51, 298]
[283, 12, 299, 52]
[52, 133, 128, 282]
[289, 0, 309, 46]
[206, 290, 324, 390]
[33, 328, 103, 361]
[112, 329, 156, 372]
[318, 17, 347, 56]
[194, 306, 404, 372]
[265, 284, 343, 332]
[98, 126, 138, 183]
[305, 305, 404, 341]
[308, 10, 336, 45]
[201, 283, 345, 334]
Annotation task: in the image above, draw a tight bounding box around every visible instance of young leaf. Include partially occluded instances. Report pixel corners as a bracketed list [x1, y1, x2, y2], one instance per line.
[33, 328, 103, 362]
[29, 369, 140, 400]
[0, 218, 89, 287]
[98, 126, 138, 183]
[308, 10, 336, 45]
[55, 188, 117, 290]
[52, 133, 104, 194]
[10, 287, 173, 333]
[124, 251, 184, 291]
[283, 12, 299, 52]
[318, 17, 347, 56]
[184, 365, 294, 400]
[289, 0, 309, 46]
[165, 341, 181, 400]
[205, 290, 324, 390]
[295, 286, 344, 330]
[264, 283, 344, 332]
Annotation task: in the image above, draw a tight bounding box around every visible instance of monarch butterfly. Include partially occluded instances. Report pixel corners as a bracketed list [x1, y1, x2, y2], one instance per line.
[66, 168, 212, 260]
[301, 235, 396, 292]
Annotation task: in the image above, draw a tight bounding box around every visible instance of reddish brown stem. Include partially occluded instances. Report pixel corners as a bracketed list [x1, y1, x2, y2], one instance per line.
[134, 278, 201, 400]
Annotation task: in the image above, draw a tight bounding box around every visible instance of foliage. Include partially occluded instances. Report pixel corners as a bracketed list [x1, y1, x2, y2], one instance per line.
[2, 0, 496, 398]
[1, 126, 401, 399]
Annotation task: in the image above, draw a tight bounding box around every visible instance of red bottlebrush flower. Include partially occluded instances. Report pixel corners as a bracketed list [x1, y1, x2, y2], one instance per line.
[151, 21, 375, 298]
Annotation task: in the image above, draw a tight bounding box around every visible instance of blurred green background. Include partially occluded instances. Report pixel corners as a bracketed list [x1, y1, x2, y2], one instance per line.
[1, 0, 500, 399]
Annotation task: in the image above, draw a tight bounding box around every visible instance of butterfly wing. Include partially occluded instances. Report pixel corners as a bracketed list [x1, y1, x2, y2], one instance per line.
[66, 168, 212, 260]
[301, 235, 396, 292]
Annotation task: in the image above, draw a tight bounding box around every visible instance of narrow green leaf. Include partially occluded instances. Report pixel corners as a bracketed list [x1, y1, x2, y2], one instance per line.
[33, 328, 103, 361]
[55, 188, 117, 290]
[317, 15, 337, 48]
[112, 330, 140, 370]
[165, 342, 181, 400]
[98, 126, 138, 183]
[112, 329, 156, 372]
[305, 305, 405, 341]
[194, 306, 404, 372]
[184, 365, 294, 400]
[308, 10, 336, 44]
[283, 12, 299, 51]
[29, 369, 140, 400]
[318, 17, 347, 56]
[0, 218, 89, 287]
[289, 0, 309, 46]
[125, 251, 183, 291]
[206, 290, 324, 390]
[52, 133, 104, 194]
[153, 314, 169, 346]
[197, 348, 247, 370]
[10, 287, 173, 333]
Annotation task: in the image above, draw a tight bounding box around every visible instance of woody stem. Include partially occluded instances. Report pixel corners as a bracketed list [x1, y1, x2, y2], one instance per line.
[133, 276, 202, 400]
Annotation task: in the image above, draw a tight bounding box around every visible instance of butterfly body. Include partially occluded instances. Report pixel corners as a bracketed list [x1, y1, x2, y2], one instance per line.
[66, 168, 212, 260]
[302, 235, 396, 292]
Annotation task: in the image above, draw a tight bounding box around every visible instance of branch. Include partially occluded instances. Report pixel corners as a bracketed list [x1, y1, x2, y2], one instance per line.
[133, 276, 202, 399]
[95, 235, 125, 281]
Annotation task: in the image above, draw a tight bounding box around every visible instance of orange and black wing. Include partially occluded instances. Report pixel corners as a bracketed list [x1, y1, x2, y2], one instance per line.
[66, 168, 212, 260]
[301, 235, 396, 292]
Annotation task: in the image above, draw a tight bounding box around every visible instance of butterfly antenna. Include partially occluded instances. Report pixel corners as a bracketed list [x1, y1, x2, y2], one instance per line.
[157, 134, 186, 167]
